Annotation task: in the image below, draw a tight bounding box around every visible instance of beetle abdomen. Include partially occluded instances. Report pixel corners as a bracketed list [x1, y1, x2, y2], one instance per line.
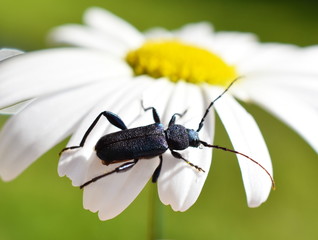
[95, 123, 168, 164]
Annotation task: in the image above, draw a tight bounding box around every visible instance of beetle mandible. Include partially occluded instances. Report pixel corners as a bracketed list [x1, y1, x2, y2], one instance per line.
[60, 79, 275, 189]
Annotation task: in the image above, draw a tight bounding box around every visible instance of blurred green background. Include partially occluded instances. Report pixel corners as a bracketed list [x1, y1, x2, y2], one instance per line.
[0, 0, 317, 239]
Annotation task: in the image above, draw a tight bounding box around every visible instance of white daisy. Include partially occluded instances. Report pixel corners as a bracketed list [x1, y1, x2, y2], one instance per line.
[0, 7, 317, 221]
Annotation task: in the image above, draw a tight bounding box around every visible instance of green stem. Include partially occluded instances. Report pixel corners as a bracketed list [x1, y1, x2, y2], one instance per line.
[148, 183, 164, 240]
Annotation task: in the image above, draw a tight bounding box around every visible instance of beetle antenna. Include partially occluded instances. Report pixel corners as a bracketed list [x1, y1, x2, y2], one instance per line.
[197, 78, 239, 132]
[199, 140, 276, 189]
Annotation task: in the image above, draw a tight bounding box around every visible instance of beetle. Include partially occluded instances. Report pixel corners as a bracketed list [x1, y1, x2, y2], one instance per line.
[60, 80, 275, 189]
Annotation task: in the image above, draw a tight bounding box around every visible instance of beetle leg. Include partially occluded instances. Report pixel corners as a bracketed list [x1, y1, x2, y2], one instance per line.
[168, 109, 188, 127]
[168, 115, 177, 127]
[152, 155, 163, 183]
[60, 111, 128, 155]
[80, 159, 139, 188]
[141, 101, 161, 124]
[103, 111, 128, 130]
[170, 150, 205, 172]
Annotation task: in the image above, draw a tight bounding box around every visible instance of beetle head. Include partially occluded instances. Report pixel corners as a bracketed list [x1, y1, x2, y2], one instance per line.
[187, 129, 200, 148]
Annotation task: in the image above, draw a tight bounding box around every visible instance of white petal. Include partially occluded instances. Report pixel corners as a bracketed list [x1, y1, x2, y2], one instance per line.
[236, 73, 318, 108]
[82, 92, 160, 220]
[0, 48, 132, 109]
[58, 76, 154, 185]
[282, 82, 318, 109]
[144, 27, 174, 39]
[83, 7, 144, 49]
[174, 22, 215, 46]
[245, 80, 318, 153]
[81, 102, 156, 217]
[0, 80, 121, 181]
[206, 86, 273, 207]
[238, 44, 318, 75]
[176, 22, 214, 38]
[208, 31, 259, 65]
[49, 24, 128, 57]
[146, 22, 214, 43]
[301, 46, 318, 74]
[0, 49, 23, 61]
[158, 81, 214, 211]
[146, 23, 215, 51]
[0, 99, 34, 115]
[84, 157, 158, 220]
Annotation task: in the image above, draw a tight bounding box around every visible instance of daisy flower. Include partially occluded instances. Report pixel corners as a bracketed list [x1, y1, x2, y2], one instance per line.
[0, 7, 317, 221]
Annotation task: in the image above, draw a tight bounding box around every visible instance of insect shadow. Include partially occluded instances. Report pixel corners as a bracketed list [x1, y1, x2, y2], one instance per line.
[60, 79, 275, 189]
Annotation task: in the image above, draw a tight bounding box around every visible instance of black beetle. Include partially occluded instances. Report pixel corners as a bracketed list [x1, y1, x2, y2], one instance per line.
[61, 80, 275, 189]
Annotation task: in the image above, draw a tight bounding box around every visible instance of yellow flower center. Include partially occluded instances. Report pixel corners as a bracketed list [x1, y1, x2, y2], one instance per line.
[125, 40, 237, 86]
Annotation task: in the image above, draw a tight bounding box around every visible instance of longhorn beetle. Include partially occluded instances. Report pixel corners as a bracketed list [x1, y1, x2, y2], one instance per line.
[60, 79, 275, 189]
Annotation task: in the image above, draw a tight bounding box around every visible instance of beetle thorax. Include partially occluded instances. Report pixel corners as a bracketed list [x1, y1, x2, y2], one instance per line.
[165, 124, 189, 150]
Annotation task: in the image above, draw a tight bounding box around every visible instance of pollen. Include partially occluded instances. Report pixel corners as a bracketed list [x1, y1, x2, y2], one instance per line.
[125, 40, 237, 86]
